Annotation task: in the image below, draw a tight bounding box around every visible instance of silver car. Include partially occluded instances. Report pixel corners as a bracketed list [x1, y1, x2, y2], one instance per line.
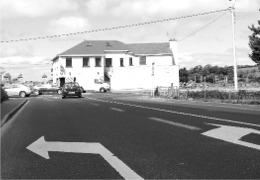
[4, 84, 32, 97]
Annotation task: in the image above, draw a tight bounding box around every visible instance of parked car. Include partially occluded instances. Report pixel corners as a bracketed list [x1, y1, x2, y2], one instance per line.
[3, 84, 32, 98]
[62, 82, 82, 98]
[80, 79, 110, 93]
[33, 84, 62, 95]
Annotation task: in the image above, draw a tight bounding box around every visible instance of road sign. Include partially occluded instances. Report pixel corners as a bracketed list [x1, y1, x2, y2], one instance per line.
[27, 136, 143, 179]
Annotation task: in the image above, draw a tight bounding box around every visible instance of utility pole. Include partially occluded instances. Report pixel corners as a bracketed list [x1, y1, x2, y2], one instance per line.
[151, 62, 155, 97]
[229, 0, 238, 91]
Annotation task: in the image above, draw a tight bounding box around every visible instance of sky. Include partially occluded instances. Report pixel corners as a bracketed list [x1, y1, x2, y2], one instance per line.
[0, 0, 259, 81]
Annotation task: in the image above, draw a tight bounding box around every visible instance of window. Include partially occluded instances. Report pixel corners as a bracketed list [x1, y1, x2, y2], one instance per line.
[83, 57, 90, 67]
[95, 57, 101, 67]
[105, 58, 112, 67]
[66, 57, 72, 67]
[129, 57, 133, 66]
[139, 56, 146, 65]
[120, 58, 124, 67]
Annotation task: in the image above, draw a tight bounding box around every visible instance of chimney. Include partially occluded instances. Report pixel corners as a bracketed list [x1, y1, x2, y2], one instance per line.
[169, 38, 178, 66]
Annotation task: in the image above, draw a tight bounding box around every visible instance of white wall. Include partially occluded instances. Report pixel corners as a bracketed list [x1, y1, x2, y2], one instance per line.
[52, 53, 179, 90]
[52, 56, 105, 86]
[110, 65, 179, 90]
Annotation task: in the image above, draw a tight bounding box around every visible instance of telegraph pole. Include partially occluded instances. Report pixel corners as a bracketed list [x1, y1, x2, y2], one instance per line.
[229, 0, 238, 91]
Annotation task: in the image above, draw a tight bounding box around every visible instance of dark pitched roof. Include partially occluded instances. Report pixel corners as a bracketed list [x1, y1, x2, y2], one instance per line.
[56, 40, 172, 58]
[59, 40, 128, 55]
[126, 42, 172, 55]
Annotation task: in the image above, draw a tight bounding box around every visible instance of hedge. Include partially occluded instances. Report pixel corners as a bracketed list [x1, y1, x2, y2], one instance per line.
[1, 87, 9, 103]
[157, 89, 260, 105]
[185, 90, 260, 105]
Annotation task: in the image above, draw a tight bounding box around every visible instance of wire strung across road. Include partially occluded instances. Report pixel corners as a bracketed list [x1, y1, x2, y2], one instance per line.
[179, 11, 229, 42]
[0, 8, 232, 44]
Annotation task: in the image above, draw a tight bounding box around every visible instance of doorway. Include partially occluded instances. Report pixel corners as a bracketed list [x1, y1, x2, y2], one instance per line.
[59, 77, 65, 87]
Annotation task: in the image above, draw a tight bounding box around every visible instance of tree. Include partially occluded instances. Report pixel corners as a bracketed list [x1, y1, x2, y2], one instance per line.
[18, 73, 23, 78]
[42, 74, 47, 78]
[4, 73, 11, 81]
[179, 68, 189, 82]
[248, 10, 260, 67]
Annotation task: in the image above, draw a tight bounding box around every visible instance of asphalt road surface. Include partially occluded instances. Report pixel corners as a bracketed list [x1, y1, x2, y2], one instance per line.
[1, 93, 260, 179]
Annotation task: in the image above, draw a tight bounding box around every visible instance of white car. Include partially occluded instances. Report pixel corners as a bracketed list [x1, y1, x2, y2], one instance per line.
[80, 80, 110, 93]
[4, 84, 32, 97]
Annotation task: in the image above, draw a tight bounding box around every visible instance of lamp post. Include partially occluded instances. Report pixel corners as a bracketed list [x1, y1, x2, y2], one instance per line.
[151, 62, 155, 97]
[0, 67, 5, 85]
[229, 0, 238, 91]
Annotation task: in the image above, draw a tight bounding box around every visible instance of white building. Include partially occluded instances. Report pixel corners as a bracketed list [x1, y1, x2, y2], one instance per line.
[52, 39, 179, 90]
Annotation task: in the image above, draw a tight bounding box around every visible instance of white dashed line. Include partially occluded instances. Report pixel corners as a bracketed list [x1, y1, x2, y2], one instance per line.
[110, 107, 125, 112]
[86, 97, 260, 128]
[148, 117, 201, 130]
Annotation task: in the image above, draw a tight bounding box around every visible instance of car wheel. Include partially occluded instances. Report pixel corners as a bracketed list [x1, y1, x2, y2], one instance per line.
[62, 96, 66, 99]
[99, 88, 106, 93]
[19, 91, 26, 98]
[78, 93, 82, 98]
[58, 89, 62, 94]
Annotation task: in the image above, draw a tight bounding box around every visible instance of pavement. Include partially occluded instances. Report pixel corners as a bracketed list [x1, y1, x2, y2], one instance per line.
[1, 98, 28, 126]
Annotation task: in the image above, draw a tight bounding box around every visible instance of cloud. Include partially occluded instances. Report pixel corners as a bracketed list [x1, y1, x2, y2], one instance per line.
[1, 0, 78, 18]
[0, 56, 51, 65]
[2, 63, 52, 81]
[179, 47, 256, 69]
[85, 0, 228, 19]
[47, 16, 91, 35]
[236, 0, 260, 12]
[0, 45, 34, 57]
[0, 55, 52, 81]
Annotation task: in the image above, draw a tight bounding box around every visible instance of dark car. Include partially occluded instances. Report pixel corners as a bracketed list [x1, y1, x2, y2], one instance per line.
[62, 82, 82, 98]
[33, 84, 62, 95]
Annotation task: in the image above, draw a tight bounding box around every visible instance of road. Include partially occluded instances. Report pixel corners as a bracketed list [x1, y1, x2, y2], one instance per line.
[1, 93, 260, 179]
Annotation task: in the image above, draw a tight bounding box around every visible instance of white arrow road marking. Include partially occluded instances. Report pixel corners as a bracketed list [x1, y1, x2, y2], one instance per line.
[27, 136, 143, 180]
[202, 123, 260, 151]
[148, 117, 201, 131]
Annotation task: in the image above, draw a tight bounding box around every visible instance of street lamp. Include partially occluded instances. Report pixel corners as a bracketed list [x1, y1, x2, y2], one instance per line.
[151, 62, 155, 97]
[229, 0, 238, 91]
[0, 67, 5, 85]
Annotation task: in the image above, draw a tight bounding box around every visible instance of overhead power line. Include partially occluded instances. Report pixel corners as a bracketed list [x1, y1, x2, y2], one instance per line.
[179, 11, 228, 42]
[1, 8, 231, 44]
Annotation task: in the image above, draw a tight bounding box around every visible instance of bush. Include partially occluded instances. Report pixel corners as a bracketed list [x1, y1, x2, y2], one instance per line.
[1, 87, 9, 103]
[178, 89, 260, 105]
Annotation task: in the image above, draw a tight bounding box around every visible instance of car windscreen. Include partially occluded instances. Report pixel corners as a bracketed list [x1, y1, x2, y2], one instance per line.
[64, 82, 79, 88]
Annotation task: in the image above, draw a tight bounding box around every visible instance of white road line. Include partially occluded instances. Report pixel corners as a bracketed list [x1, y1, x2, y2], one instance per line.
[102, 153, 143, 180]
[85, 97, 260, 128]
[148, 117, 201, 131]
[110, 107, 125, 112]
[91, 103, 99, 106]
[27, 136, 143, 179]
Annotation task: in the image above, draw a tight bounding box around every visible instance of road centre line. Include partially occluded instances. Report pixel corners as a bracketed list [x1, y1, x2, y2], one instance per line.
[110, 107, 125, 112]
[148, 117, 201, 130]
[86, 97, 260, 128]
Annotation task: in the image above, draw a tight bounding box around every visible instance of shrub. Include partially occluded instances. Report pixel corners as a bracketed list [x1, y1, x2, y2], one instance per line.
[1, 86, 9, 103]
[177, 89, 260, 105]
